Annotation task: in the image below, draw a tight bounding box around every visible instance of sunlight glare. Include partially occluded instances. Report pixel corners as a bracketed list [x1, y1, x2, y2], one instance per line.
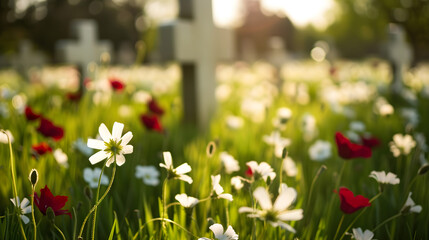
[212, 0, 246, 28]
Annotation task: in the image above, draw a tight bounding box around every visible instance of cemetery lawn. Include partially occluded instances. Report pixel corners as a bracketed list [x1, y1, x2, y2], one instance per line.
[0, 61, 428, 239]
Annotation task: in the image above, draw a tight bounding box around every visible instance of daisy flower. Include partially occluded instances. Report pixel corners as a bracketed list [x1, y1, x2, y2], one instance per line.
[220, 152, 240, 174]
[389, 134, 416, 157]
[175, 193, 199, 208]
[211, 175, 233, 201]
[10, 197, 32, 224]
[239, 185, 303, 233]
[83, 167, 109, 189]
[54, 148, 68, 168]
[87, 122, 133, 167]
[231, 176, 244, 190]
[160, 151, 193, 184]
[135, 165, 160, 186]
[352, 228, 374, 240]
[283, 156, 298, 177]
[308, 140, 332, 161]
[401, 192, 422, 215]
[246, 161, 276, 182]
[199, 223, 239, 240]
[369, 171, 400, 185]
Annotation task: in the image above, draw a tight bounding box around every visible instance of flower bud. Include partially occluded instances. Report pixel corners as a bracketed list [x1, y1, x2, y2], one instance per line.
[282, 147, 288, 159]
[29, 169, 39, 189]
[84, 186, 93, 201]
[46, 207, 56, 224]
[206, 141, 217, 158]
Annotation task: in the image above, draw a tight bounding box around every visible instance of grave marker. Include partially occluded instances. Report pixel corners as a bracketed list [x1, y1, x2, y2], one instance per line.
[56, 19, 112, 82]
[387, 23, 412, 95]
[157, 0, 235, 128]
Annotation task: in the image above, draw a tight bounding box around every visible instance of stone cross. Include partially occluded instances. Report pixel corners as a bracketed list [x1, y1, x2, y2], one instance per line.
[387, 23, 412, 95]
[56, 19, 112, 82]
[157, 0, 235, 128]
[12, 40, 46, 76]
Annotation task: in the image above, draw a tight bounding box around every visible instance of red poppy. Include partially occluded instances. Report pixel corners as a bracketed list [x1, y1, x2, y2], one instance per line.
[335, 132, 371, 159]
[336, 187, 371, 214]
[148, 98, 164, 116]
[37, 118, 64, 141]
[34, 185, 71, 218]
[140, 114, 163, 132]
[361, 136, 381, 149]
[66, 92, 82, 101]
[25, 106, 41, 121]
[32, 142, 52, 155]
[245, 166, 253, 177]
[109, 77, 125, 91]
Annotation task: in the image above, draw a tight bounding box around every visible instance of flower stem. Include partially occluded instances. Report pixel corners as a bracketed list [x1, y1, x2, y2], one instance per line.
[53, 224, 66, 240]
[78, 163, 116, 239]
[4, 130, 27, 240]
[279, 151, 288, 185]
[160, 178, 168, 239]
[31, 190, 37, 240]
[338, 192, 382, 240]
[91, 162, 107, 240]
[305, 165, 327, 224]
[132, 218, 199, 240]
[371, 213, 401, 233]
[333, 214, 345, 240]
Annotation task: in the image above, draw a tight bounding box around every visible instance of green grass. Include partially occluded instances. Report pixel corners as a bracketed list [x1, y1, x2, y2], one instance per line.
[0, 61, 428, 239]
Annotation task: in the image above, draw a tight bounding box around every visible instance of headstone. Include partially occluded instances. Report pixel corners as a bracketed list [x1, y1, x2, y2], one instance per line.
[387, 23, 413, 95]
[56, 19, 112, 81]
[157, 0, 235, 128]
[266, 36, 288, 68]
[11, 40, 47, 76]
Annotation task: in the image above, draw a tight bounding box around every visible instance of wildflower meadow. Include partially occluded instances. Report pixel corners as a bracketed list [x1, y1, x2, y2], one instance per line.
[1, 61, 428, 239]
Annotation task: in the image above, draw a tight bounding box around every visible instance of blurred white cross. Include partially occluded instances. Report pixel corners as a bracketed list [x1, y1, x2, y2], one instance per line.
[157, 0, 235, 128]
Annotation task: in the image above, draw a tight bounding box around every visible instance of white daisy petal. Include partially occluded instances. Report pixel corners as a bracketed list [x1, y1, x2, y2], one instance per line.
[98, 123, 112, 142]
[163, 152, 173, 169]
[253, 187, 273, 210]
[277, 221, 296, 233]
[178, 175, 193, 184]
[209, 224, 224, 239]
[219, 193, 233, 201]
[89, 151, 109, 165]
[273, 187, 297, 212]
[87, 139, 106, 150]
[122, 145, 133, 154]
[175, 163, 192, 174]
[238, 207, 254, 213]
[120, 132, 133, 146]
[105, 157, 115, 167]
[224, 225, 239, 239]
[21, 215, 30, 225]
[277, 209, 304, 221]
[115, 154, 126, 166]
[112, 122, 124, 141]
[20, 198, 29, 209]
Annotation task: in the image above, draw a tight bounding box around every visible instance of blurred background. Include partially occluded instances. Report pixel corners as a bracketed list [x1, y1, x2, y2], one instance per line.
[1, 0, 429, 68]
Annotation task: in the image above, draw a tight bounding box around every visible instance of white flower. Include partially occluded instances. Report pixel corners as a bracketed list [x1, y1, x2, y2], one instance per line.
[10, 197, 32, 224]
[54, 148, 68, 168]
[369, 171, 400, 185]
[272, 107, 292, 130]
[346, 130, 361, 143]
[352, 228, 374, 240]
[211, 175, 233, 201]
[83, 167, 109, 188]
[87, 122, 133, 167]
[263, 131, 292, 158]
[308, 140, 332, 161]
[401, 192, 422, 214]
[283, 156, 297, 177]
[0, 129, 14, 144]
[231, 176, 244, 190]
[73, 138, 93, 157]
[225, 115, 244, 130]
[374, 97, 394, 116]
[350, 121, 366, 132]
[135, 165, 160, 186]
[220, 152, 240, 174]
[175, 193, 199, 208]
[389, 134, 416, 157]
[239, 185, 303, 233]
[246, 161, 276, 182]
[206, 223, 239, 240]
[301, 113, 318, 142]
[401, 108, 419, 127]
[160, 151, 193, 184]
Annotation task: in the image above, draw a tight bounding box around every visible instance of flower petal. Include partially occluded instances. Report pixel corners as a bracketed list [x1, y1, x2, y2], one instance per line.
[253, 187, 272, 210]
[115, 154, 126, 166]
[224, 225, 239, 239]
[98, 123, 112, 142]
[219, 193, 233, 202]
[238, 207, 254, 213]
[273, 186, 297, 212]
[122, 145, 133, 154]
[276, 221, 296, 233]
[177, 174, 193, 184]
[277, 209, 304, 221]
[21, 215, 30, 224]
[87, 139, 106, 150]
[112, 122, 124, 141]
[20, 198, 30, 209]
[163, 152, 173, 169]
[89, 151, 109, 165]
[175, 163, 192, 175]
[120, 131, 133, 146]
[209, 224, 224, 239]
